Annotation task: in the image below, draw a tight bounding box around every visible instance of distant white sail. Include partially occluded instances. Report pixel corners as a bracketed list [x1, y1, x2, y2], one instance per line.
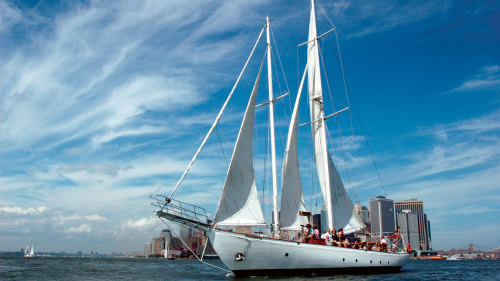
[214, 65, 266, 226]
[307, 0, 363, 233]
[24, 241, 35, 257]
[280, 66, 309, 231]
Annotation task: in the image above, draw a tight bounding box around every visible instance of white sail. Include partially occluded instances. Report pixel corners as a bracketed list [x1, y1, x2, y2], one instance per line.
[214, 66, 266, 226]
[24, 241, 34, 257]
[280, 65, 309, 231]
[307, 0, 363, 233]
[328, 155, 364, 233]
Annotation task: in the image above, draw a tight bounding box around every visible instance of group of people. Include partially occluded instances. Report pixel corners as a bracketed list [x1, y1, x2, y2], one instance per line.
[301, 224, 391, 252]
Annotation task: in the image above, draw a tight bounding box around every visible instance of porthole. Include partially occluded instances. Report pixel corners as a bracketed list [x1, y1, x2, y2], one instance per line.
[388, 261, 390, 264]
[379, 261, 382, 264]
[370, 260, 372, 264]
[342, 258, 345, 262]
[355, 259, 358, 262]
[285, 253, 289, 257]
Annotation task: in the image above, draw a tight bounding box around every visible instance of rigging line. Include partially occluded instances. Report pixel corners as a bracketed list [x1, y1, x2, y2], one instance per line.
[215, 125, 229, 167]
[159, 219, 231, 274]
[325, 40, 364, 200]
[168, 24, 266, 200]
[351, 96, 387, 196]
[269, 45, 289, 154]
[318, 44, 357, 200]
[269, 48, 287, 155]
[332, 28, 369, 200]
[317, 0, 362, 196]
[270, 25, 292, 114]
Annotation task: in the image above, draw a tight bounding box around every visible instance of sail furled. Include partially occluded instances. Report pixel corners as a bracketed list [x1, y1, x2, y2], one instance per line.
[214, 66, 266, 226]
[280, 65, 309, 231]
[307, 0, 363, 233]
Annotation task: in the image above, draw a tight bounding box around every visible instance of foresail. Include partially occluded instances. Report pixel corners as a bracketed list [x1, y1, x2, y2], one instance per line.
[280, 66, 308, 231]
[214, 65, 266, 227]
[328, 155, 364, 233]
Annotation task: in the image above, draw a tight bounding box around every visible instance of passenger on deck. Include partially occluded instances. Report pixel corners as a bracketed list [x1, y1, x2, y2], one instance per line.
[380, 236, 388, 252]
[301, 224, 313, 242]
[337, 228, 345, 245]
[321, 228, 332, 243]
[352, 240, 360, 249]
[313, 224, 320, 239]
[331, 228, 339, 246]
[343, 238, 349, 248]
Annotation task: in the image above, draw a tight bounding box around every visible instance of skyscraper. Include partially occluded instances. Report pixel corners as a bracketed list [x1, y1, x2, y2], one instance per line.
[395, 198, 431, 250]
[144, 243, 152, 257]
[369, 196, 396, 237]
[355, 201, 370, 223]
[151, 237, 161, 255]
[160, 229, 172, 252]
[396, 211, 419, 251]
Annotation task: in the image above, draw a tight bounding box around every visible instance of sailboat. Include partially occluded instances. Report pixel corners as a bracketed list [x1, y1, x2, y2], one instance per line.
[24, 241, 36, 258]
[152, 0, 409, 277]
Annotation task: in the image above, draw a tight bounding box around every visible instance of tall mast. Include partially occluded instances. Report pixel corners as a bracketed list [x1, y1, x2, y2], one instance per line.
[266, 16, 279, 236]
[307, 0, 334, 230]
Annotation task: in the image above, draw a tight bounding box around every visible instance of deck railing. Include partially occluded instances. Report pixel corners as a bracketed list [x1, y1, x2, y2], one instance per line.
[150, 195, 210, 226]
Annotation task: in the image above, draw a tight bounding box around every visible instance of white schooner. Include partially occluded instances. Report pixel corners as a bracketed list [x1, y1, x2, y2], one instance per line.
[152, 0, 409, 277]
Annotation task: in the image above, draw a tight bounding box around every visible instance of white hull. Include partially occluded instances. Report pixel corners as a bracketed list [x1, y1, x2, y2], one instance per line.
[209, 229, 409, 277]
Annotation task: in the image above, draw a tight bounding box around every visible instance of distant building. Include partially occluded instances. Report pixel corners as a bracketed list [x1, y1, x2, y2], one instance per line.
[171, 236, 183, 251]
[320, 205, 327, 233]
[395, 198, 431, 250]
[425, 214, 432, 250]
[369, 196, 396, 237]
[160, 229, 172, 252]
[396, 211, 419, 251]
[313, 214, 322, 233]
[151, 237, 161, 255]
[144, 243, 152, 257]
[355, 202, 370, 224]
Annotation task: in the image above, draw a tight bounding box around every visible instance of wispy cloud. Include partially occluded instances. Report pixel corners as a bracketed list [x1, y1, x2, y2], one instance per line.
[0, 0, 22, 33]
[66, 224, 92, 234]
[375, 110, 500, 248]
[0, 206, 48, 215]
[321, 0, 452, 38]
[447, 65, 500, 93]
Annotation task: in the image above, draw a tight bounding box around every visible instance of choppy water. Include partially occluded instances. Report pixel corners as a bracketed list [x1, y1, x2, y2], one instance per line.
[0, 257, 499, 280]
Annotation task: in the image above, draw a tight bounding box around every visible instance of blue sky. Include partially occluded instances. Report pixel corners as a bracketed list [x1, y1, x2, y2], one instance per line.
[1, 0, 499, 254]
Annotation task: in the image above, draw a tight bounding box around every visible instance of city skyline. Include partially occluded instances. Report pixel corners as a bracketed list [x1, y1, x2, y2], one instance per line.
[1, 0, 499, 253]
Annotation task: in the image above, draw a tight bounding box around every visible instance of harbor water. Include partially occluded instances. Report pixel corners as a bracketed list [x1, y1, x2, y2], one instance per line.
[0, 257, 498, 280]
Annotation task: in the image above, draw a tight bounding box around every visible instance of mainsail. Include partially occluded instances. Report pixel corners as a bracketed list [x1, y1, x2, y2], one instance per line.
[214, 65, 266, 226]
[279, 65, 309, 231]
[307, 0, 363, 233]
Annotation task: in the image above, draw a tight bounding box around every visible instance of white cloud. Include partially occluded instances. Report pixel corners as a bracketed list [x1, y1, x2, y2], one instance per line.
[0, 0, 22, 33]
[0, 206, 48, 215]
[447, 64, 500, 93]
[123, 217, 157, 230]
[66, 224, 92, 233]
[85, 214, 106, 221]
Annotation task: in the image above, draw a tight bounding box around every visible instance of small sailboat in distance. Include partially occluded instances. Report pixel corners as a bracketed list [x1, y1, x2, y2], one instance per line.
[24, 241, 36, 258]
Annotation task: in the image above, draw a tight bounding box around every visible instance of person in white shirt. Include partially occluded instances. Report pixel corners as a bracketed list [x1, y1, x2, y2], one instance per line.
[380, 236, 388, 252]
